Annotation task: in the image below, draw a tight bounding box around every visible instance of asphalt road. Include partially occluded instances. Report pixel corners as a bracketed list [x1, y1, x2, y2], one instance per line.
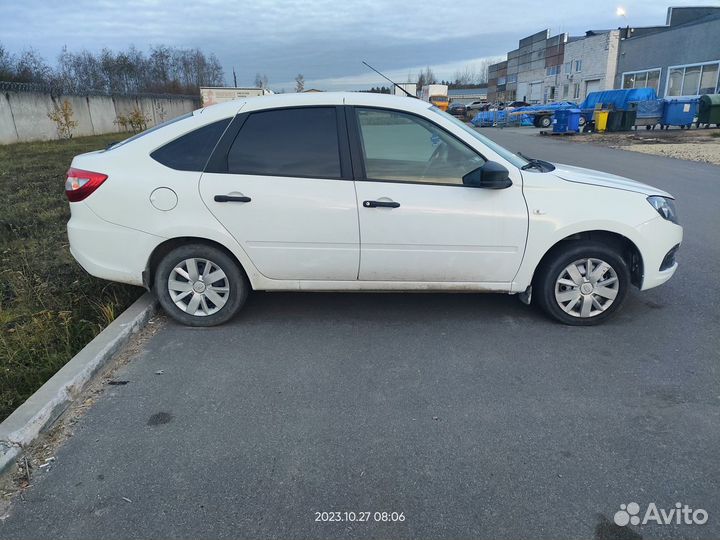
[2, 129, 719, 540]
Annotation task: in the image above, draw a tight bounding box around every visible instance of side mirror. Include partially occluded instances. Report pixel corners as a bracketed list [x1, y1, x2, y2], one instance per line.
[462, 161, 512, 189]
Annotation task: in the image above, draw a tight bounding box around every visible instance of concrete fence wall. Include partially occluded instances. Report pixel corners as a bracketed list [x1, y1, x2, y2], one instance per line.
[0, 91, 199, 144]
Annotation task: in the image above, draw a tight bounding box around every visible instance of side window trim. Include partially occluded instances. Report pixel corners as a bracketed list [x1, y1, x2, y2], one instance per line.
[205, 105, 353, 180]
[205, 113, 248, 174]
[344, 105, 366, 180]
[346, 105, 486, 187]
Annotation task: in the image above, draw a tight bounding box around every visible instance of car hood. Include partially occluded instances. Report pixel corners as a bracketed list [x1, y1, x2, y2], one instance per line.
[552, 163, 671, 198]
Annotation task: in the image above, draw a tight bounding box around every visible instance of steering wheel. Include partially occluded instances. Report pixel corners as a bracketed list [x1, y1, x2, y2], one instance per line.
[421, 141, 449, 179]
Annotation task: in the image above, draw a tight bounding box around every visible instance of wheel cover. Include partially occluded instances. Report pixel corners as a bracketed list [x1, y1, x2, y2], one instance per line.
[168, 258, 230, 316]
[554, 258, 619, 318]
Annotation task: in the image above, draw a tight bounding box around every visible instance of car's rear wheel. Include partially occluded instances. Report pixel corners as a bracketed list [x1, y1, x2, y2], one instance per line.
[534, 241, 630, 325]
[154, 244, 248, 326]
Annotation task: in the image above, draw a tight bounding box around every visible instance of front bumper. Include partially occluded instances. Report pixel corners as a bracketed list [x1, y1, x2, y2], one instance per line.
[635, 216, 683, 291]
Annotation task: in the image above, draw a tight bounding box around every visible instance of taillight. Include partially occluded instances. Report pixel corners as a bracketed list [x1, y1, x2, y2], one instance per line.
[65, 168, 108, 202]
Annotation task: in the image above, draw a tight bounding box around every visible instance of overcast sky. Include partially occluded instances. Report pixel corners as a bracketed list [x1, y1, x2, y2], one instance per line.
[2, 0, 718, 90]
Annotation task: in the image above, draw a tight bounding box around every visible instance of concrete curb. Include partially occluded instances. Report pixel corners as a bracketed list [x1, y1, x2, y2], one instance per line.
[0, 292, 156, 472]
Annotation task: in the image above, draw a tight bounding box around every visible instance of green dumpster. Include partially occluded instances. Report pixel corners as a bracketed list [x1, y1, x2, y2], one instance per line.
[606, 110, 624, 132]
[697, 94, 720, 127]
[622, 109, 637, 131]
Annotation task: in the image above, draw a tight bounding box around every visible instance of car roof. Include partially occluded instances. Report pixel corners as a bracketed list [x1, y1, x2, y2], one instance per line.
[196, 91, 433, 118]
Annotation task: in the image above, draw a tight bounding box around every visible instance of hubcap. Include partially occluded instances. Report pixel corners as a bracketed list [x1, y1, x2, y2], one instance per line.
[554, 258, 619, 318]
[168, 258, 230, 316]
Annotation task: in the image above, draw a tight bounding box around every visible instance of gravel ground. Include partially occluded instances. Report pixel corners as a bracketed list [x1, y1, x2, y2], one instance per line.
[561, 127, 720, 166]
[616, 140, 720, 165]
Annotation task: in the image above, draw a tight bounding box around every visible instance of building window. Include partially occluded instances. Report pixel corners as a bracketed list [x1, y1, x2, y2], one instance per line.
[666, 61, 720, 96]
[549, 86, 556, 100]
[562, 84, 569, 98]
[573, 83, 580, 99]
[574, 60, 582, 72]
[546, 66, 559, 76]
[565, 62, 572, 74]
[622, 69, 661, 92]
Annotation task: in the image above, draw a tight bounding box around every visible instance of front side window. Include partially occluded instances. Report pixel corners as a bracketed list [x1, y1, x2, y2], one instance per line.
[355, 108, 484, 185]
[151, 118, 231, 171]
[227, 107, 341, 178]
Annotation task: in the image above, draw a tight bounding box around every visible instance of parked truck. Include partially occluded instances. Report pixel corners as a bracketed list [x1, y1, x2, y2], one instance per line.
[200, 86, 273, 107]
[420, 84, 449, 111]
[391, 82, 417, 97]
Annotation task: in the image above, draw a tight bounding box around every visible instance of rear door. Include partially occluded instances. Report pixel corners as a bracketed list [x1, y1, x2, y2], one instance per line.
[200, 106, 360, 281]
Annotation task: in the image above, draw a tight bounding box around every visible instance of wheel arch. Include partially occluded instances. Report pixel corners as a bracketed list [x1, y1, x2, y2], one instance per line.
[529, 230, 644, 289]
[144, 236, 253, 290]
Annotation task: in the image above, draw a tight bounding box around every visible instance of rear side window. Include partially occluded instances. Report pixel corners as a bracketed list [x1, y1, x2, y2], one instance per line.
[151, 119, 231, 171]
[227, 107, 341, 178]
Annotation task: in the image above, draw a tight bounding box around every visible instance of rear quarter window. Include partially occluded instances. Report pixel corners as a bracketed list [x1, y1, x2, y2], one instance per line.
[151, 118, 231, 171]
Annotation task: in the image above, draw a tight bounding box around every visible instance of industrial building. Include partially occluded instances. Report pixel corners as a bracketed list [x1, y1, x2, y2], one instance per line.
[616, 6, 720, 97]
[487, 5, 720, 104]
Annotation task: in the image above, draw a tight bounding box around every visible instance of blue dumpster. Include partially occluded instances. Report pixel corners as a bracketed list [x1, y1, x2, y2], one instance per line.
[552, 108, 581, 133]
[661, 98, 699, 129]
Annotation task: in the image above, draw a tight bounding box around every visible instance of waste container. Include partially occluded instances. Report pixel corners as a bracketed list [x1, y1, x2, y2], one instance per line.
[662, 98, 698, 129]
[606, 110, 624, 132]
[552, 108, 580, 133]
[593, 110, 609, 132]
[632, 99, 663, 130]
[697, 94, 720, 127]
[621, 109, 637, 131]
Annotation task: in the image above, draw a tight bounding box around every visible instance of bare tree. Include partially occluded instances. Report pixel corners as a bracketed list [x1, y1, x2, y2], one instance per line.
[295, 73, 305, 92]
[254, 73, 269, 89]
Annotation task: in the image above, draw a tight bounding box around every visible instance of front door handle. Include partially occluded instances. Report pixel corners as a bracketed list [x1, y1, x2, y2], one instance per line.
[363, 200, 400, 208]
[214, 194, 251, 203]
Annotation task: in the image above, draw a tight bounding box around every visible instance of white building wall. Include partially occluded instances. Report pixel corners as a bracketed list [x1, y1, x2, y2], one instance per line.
[561, 31, 620, 100]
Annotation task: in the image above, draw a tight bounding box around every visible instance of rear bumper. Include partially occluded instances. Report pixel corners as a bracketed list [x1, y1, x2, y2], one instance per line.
[67, 202, 162, 287]
[636, 217, 683, 291]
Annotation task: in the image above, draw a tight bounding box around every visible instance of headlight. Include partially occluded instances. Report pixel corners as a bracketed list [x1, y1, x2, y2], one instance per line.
[647, 196, 679, 224]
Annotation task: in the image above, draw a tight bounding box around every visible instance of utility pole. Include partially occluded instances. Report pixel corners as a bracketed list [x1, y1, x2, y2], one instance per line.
[233, 67, 238, 88]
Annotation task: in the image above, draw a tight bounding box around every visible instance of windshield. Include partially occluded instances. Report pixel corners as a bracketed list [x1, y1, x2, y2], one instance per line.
[429, 106, 528, 168]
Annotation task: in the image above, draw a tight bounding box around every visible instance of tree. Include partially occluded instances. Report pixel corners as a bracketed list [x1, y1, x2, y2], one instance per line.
[422, 66, 437, 85]
[0, 42, 225, 94]
[254, 73, 269, 89]
[295, 73, 305, 93]
[47, 99, 78, 139]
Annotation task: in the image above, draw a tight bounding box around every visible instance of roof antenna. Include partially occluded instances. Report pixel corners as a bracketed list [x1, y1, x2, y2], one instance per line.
[362, 61, 417, 98]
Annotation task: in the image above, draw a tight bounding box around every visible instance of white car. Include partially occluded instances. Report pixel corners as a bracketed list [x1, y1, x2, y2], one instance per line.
[65, 93, 682, 326]
[466, 100, 488, 111]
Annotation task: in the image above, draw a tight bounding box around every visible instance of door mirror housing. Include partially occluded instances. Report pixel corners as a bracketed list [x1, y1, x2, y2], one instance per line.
[462, 161, 512, 189]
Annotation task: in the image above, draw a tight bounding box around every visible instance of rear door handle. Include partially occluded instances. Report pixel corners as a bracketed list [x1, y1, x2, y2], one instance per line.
[363, 200, 400, 208]
[214, 194, 251, 203]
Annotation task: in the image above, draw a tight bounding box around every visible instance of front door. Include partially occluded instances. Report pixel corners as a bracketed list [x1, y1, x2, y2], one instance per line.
[350, 107, 528, 283]
[200, 106, 360, 281]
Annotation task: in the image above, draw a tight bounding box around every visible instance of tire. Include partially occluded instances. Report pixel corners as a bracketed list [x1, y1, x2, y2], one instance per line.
[154, 243, 248, 326]
[539, 115, 552, 128]
[578, 116, 586, 127]
[533, 241, 630, 326]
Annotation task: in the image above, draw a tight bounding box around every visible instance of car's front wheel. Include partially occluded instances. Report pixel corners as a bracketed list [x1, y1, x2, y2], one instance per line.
[154, 243, 248, 326]
[534, 241, 630, 325]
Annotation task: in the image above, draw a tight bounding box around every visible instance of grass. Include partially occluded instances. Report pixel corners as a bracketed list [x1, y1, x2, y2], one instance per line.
[0, 133, 142, 421]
